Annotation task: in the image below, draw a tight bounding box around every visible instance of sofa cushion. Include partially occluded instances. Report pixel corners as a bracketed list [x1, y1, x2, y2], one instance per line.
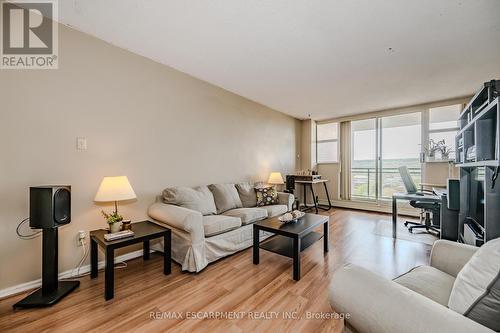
[448, 237, 500, 331]
[394, 265, 455, 306]
[223, 208, 268, 225]
[256, 186, 279, 206]
[208, 184, 243, 214]
[235, 182, 257, 208]
[262, 204, 288, 217]
[163, 186, 216, 215]
[202, 215, 241, 237]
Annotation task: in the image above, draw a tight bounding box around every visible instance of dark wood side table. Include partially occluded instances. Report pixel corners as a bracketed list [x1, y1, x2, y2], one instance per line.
[253, 213, 329, 281]
[90, 220, 171, 300]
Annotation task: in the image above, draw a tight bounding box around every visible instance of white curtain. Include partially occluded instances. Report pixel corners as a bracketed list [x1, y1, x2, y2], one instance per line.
[339, 121, 352, 200]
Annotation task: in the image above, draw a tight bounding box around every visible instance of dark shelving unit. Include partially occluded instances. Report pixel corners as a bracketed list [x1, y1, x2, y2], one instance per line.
[456, 80, 500, 246]
[456, 98, 499, 166]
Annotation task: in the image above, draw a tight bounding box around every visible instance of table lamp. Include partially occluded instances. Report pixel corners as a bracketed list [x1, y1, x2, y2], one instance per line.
[268, 172, 285, 187]
[94, 176, 136, 215]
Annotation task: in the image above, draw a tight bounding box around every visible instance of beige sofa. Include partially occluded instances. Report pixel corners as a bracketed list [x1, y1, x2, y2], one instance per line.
[148, 182, 294, 272]
[329, 240, 498, 333]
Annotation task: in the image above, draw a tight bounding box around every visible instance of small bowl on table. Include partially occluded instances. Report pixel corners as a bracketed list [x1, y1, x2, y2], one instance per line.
[278, 210, 305, 224]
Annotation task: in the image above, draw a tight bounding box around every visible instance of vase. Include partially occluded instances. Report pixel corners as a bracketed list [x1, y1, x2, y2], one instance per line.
[109, 222, 121, 233]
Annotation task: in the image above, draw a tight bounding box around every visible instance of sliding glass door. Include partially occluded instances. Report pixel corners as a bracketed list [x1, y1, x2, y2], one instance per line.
[351, 113, 422, 202]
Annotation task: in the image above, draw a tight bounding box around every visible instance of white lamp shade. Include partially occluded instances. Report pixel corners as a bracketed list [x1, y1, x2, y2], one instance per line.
[268, 172, 284, 185]
[94, 176, 137, 202]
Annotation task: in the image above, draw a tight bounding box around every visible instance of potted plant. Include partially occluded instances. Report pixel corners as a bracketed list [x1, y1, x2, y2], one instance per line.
[439, 145, 453, 160]
[102, 210, 123, 233]
[424, 140, 436, 161]
[426, 139, 449, 161]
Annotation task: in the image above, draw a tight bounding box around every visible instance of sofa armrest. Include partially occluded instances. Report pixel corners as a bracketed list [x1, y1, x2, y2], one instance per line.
[148, 203, 205, 243]
[277, 192, 294, 211]
[329, 264, 493, 333]
[430, 240, 478, 277]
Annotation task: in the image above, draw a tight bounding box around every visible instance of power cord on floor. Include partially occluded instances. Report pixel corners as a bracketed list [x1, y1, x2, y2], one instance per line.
[16, 218, 42, 240]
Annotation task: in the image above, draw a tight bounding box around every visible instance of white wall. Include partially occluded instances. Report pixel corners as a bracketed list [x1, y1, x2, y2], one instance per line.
[0, 24, 300, 290]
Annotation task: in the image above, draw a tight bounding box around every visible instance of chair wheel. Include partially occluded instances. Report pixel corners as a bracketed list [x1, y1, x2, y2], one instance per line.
[408, 228, 413, 233]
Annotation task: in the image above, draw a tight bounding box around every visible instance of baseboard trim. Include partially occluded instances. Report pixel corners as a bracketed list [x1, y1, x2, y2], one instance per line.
[0, 249, 150, 300]
[318, 198, 419, 217]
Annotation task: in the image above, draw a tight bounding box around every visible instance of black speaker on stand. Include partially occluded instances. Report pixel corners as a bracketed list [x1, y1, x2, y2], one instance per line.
[13, 186, 80, 309]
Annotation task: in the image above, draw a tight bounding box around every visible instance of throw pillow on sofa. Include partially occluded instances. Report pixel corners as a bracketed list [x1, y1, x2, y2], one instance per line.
[162, 186, 217, 215]
[208, 183, 243, 214]
[235, 182, 257, 207]
[256, 186, 279, 206]
[448, 237, 500, 331]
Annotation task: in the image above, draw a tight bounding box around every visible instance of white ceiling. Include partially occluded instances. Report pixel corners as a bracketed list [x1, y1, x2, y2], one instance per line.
[59, 0, 500, 120]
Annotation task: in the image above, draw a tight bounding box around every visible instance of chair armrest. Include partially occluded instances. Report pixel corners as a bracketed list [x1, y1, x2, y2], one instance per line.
[329, 264, 493, 333]
[277, 192, 294, 211]
[430, 240, 478, 277]
[148, 203, 205, 243]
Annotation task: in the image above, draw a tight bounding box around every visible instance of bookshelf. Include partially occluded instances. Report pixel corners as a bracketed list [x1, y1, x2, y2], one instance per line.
[455, 98, 499, 166]
[456, 80, 500, 246]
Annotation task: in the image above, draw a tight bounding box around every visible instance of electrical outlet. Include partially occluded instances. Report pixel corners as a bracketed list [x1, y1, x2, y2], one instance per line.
[77, 230, 86, 245]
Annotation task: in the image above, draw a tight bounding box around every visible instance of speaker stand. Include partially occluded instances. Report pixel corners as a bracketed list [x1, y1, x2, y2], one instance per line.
[13, 228, 80, 309]
[13, 281, 80, 308]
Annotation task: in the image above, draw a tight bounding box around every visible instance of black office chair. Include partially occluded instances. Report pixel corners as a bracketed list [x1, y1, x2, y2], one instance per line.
[398, 166, 440, 235]
[285, 175, 300, 210]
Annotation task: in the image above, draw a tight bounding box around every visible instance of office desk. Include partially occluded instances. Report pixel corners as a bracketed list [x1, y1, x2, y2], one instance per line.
[295, 179, 332, 214]
[415, 183, 446, 223]
[392, 193, 441, 238]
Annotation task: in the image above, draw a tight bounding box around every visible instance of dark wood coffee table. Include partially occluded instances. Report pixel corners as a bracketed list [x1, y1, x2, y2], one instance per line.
[90, 221, 171, 300]
[253, 213, 329, 281]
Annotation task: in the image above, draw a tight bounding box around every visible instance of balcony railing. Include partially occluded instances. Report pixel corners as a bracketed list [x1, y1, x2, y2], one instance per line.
[351, 167, 421, 199]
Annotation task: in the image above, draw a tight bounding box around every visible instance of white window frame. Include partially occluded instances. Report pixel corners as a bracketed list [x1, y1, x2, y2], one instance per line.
[422, 104, 462, 159]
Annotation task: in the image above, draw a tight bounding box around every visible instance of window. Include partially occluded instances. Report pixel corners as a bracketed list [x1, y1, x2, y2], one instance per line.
[317, 122, 339, 163]
[350, 114, 421, 200]
[318, 101, 463, 205]
[428, 104, 461, 160]
[351, 119, 377, 198]
[380, 113, 421, 198]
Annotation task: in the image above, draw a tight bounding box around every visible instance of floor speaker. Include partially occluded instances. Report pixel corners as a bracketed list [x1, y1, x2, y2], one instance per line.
[30, 186, 71, 228]
[13, 186, 79, 309]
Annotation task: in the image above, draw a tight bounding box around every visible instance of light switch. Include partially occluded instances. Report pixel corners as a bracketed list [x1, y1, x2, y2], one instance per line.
[76, 137, 87, 151]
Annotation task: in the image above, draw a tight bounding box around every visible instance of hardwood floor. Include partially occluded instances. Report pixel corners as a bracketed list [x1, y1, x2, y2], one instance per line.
[0, 209, 434, 333]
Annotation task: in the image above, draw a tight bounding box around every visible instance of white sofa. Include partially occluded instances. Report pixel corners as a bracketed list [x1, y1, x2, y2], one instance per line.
[148, 182, 294, 272]
[329, 240, 499, 333]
